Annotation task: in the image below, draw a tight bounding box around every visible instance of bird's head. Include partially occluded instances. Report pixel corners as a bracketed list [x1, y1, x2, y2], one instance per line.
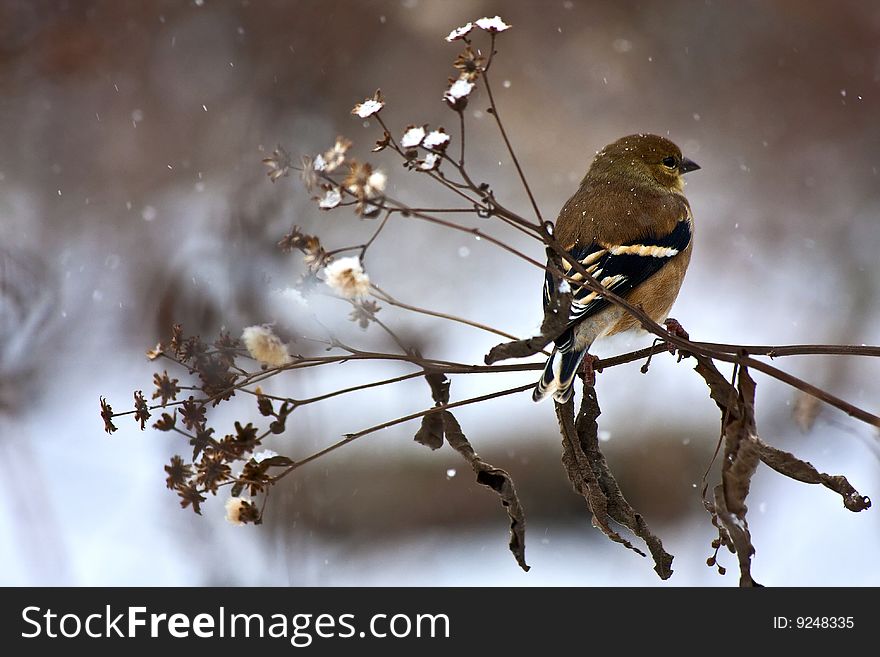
[589, 133, 700, 193]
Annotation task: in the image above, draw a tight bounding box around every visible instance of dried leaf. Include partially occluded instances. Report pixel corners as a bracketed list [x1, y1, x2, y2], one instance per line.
[755, 440, 871, 512]
[692, 356, 762, 586]
[712, 483, 759, 587]
[424, 372, 450, 405]
[556, 386, 674, 579]
[440, 410, 529, 571]
[414, 412, 444, 450]
[720, 367, 760, 518]
[256, 455, 295, 468]
[257, 394, 275, 417]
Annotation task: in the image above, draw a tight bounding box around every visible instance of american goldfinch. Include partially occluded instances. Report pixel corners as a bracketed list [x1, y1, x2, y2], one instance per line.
[533, 133, 700, 403]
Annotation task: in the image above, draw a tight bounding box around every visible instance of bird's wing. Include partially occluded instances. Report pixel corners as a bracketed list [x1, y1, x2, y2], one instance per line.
[543, 218, 692, 326]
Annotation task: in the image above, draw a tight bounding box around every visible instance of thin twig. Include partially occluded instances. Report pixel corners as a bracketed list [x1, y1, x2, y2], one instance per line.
[272, 382, 534, 480]
[481, 61, 543, 224]
[241, 370, 427, 407]
[371, 283, 525, 344]
[694, 342, 880, 359]
[457, 108, 466, 165]
[384, 204, 546, 269]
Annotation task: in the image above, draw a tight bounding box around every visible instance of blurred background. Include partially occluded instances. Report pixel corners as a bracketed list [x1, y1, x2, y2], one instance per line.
[1, 0, 879, 586]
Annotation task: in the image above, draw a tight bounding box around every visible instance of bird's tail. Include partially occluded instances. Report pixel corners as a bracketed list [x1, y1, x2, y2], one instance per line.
[532, 346, 587, 404]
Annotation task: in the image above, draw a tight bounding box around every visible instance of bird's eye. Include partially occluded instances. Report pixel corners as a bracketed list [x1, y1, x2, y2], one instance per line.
[662, 156, 678, 169]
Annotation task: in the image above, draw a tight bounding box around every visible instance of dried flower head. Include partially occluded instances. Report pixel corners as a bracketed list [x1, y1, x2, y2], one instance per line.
[299, 155, 318, 192]
[241, 325, 292, 368]
[453, 46, 486, 81]
[318, 186, 342, 210]
[349, 299, 381, 329]
[302, 244, 330, 270]
[445, 22, 474, 42]
[342, 161, 386, 216]
[197, 451, 232, 493]
[372, 131, 392, 152]
[475, 16, 511, 33]
[153, 411, 177, 432]
[366, 169, 387, 194]
[177, 336, 207, 367]
[164, 455, 192, 490]
[100, 397, 117, 434]
[417, 153, 441, 171]
[180, 397, 207, 431]
[400, 125, 427, 149]
[315, 136, 352, 173]
[444, 78, 475, 110]
[190, 426, 215, 460]
[343, 162, 386, 198]
[152, 371, 181, 405]
[294, 236, 327, 270]
[178, 483, 206, 515]
[197, 354, 237, 403]
[133, 390, 151, 430]
[423, 129, 451, 151]
[351, 89, 385, 118]
[262, 145, 292, 182]
[169, 324, 184, 356]
[277, 226, 306, 252]
[225, 496, 260, 525]
[278, 226, 328, 268]
[213, 332, 241, 369]
[324, 257, 371, 299]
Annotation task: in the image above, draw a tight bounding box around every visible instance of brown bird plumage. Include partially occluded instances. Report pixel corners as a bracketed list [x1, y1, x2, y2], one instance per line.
[533, 133, 699, 403]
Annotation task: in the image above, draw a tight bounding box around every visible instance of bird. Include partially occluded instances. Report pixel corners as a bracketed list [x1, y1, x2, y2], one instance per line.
[533, 133, 700, 403]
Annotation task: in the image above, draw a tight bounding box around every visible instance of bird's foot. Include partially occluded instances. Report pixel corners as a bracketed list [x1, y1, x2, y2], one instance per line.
[664, 317, 691, 361]
[577, 353, 600, 387]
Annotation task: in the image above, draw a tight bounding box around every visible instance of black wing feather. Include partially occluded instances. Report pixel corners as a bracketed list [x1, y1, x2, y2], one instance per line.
[543, 220, 691, 348]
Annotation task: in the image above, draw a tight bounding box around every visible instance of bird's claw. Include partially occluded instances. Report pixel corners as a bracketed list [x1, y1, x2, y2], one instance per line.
[577, 353, 600, 387]
[664, 317, 691, 360]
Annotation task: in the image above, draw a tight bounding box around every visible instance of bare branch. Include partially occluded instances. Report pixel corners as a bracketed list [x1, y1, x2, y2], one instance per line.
[694, 342, 880, 359]
[371, 283, 524, 343]
[481, 38, 543, 225]
[271, 382, 534, 482]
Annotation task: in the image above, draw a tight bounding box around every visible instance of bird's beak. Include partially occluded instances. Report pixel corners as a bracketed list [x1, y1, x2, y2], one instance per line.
[679, 157, 701, 174]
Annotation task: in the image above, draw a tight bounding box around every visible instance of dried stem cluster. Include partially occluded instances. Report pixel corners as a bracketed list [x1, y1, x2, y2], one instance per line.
[102, 17, 875, 585]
